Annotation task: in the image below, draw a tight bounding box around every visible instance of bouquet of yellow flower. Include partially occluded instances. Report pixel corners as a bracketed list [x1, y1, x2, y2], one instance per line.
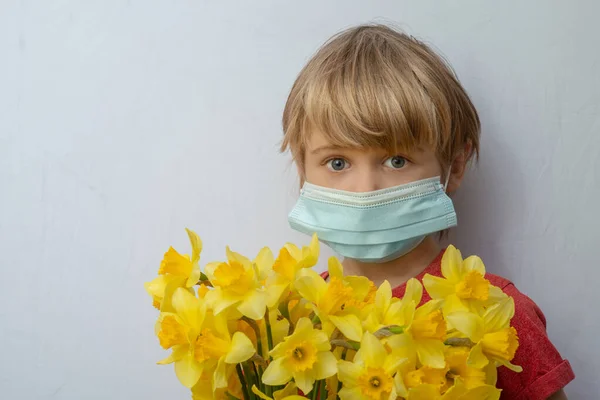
[145, 229, 521, 400]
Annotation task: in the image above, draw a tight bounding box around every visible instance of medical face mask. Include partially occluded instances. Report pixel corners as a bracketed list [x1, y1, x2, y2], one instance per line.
[288, 176, 457, 263]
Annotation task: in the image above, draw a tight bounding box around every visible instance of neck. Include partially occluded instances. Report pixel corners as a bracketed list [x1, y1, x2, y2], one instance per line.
[341, 235, 441, 288]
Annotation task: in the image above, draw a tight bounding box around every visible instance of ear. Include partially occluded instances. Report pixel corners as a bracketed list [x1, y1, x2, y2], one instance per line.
[446, 142, 473, 194]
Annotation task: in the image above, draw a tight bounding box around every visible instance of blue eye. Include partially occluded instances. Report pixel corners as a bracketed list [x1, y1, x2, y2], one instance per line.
[326, 158, 348, 171]
[384, 156, 407, 169]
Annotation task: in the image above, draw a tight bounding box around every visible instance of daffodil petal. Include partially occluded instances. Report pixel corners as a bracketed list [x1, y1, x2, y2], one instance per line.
[172, 288, 206, 331]
[345, 276, 375, 300]
[385, 298, 414, 327]
[442, 294, 469, 317]
[203, 261, 220, 283]
[225, 332, 255, 363]
[386, 334, 416, 365]
[407, 384, 441, 399]
[463, 255, 485, 275]
[293, 369, 316, 395]
[467, 342, 489, 369]
[295, 269, 327, 303]
[328, 256, 344, 279]
[252, 385, 272, 400]
[414, 299, 442, 319]
[206, 288, 241, 316]
[329, 314, 363, 342]
[446, 311, 484, 342]
[283, 243, 302, 262]
[337, 360, 362, 386]
[404, 278, 423, 305]
[237, 290, 268, 320]
[358, 332, 387, 368]
[496, 358, 523, 373]
[441, 245, 464, 281]
[213, 357, 228, 389]
[254, 247, 275, 279]
[299, 233, 320, 269]
[488, 285, 508, 303]
[415, 338, 446, 368]
[226, 246, 252, 266]
[272, 316, 291, 346]
[274, 382, 300, 398]
[338, 387, 365, 400]
[159, 276, 187, 313]
[313, 351, 338, 380]
[422, 274, 455, 299]
[186, 264, 202, 288]
[266, 284, 290, 310]
[145, 275, 172, 297]
[376, 280, 392, 311]
[383, 353, 408, 376]
[262, 357, 293, 386]
[394, 371, 408, 398]
[157, 344, 187, 365]
[483, 297, 514, 332]
[186, 228, 203, 265]
[174, 353, 203, 388]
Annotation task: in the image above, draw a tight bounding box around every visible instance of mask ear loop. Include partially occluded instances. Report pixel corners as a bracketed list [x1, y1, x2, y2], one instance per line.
[443, 167, 452, 192]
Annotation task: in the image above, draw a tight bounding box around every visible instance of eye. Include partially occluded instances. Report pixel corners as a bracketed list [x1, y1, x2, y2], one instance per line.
[326, 158, 349, 171]
[384, 156, 407, 169]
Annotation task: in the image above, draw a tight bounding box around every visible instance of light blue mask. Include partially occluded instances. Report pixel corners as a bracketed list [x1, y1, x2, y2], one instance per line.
[288, 176, 457, 263]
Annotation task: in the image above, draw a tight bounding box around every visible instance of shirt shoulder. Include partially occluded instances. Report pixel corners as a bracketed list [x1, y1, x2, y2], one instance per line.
[492, 280, 575, 400]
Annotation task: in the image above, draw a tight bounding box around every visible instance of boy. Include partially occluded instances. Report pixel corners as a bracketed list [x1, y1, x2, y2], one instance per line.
[282, 24, 574, 399]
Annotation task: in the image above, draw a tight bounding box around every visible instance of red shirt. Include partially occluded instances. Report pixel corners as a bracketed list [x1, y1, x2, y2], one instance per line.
[325, 250, 575, 399]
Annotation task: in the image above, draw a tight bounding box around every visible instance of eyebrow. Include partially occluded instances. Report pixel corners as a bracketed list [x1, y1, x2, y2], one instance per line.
[309, 145, 344, 155]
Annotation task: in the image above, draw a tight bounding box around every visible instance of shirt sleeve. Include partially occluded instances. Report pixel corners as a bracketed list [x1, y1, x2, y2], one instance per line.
[497, 283, 575, 400]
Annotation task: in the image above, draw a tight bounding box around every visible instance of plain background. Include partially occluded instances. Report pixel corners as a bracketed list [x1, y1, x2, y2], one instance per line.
[1, 0, 598, 398]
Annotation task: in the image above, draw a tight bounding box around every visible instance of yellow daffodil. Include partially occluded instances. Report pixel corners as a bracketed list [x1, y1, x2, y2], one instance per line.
[262, 317, 337, 394]
[363, 279, 419, 334]
[145, 228, 202, 310]
[422, 246, 506, 315]
[294, 257, 374, 341]
[156, 288, 256, 388]
[337, 332, 406, 400]
[445, 346, 497, 390]
[204, 247, 273, 320]
[264, 234, 320, 308]
[366, 279, 446, 368]
[397, 364, 449, 398]
[446, 296, 522, 373]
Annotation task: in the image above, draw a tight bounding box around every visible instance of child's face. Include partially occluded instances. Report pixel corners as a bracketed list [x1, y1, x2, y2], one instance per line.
[303, 130, 444, 192]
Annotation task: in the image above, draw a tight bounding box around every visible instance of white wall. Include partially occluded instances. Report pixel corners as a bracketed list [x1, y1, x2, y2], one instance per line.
[1, 1, 598, 398]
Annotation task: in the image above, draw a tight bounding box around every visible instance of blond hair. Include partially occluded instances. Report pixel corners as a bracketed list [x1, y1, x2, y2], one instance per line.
[281, 24, 480, 171]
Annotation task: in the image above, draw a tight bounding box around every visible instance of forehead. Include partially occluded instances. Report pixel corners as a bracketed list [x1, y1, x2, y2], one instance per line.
[305, 129, 428, 156]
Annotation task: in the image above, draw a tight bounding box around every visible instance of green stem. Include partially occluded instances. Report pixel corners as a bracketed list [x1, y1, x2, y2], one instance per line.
[319, 379, 327, 400]
[242, 317, 264, 358]
[264, 315, 275, 398]
[241, 362, 257, 400]
[311, 380, 321, 400]
[265, 314, 274, 353]
[278, 301, 290, 320]
[236, 364, 251, 400]
[251, 361, 262, 393]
